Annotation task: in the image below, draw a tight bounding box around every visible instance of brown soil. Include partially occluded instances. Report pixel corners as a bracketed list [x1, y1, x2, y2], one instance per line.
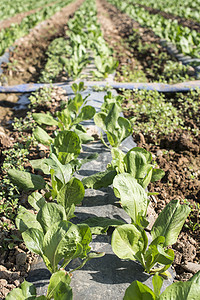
[137, 4, 200, 34]
[0, 1, 58, 31]
[1, 0, 84, 86]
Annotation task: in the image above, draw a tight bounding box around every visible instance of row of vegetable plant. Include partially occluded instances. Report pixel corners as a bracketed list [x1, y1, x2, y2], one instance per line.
[4, 82, 103, 299]
[96, 1, 195, 84]
[0, 0, 74, 56]
[125, 0, 200, 23]
[0, 0, 60, 21]
[107, 0, 200, 59]
[40, 0, 118, 82]
[3, 80, 197, 298]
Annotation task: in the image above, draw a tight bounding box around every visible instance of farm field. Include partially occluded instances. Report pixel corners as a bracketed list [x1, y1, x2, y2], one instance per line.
[0, 0, 199, 299]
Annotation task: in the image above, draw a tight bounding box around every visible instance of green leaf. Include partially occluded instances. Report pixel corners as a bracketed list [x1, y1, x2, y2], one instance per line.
[32, 113, 58, 126]
[105, 102, 119, 131]
[113, 173, 148, 224]
[151, 169, 165, 182]
[37, 202, 66, 234]
[139, 167, 153, 189]
[152, 274, 164, 297]
[77, 224, 92, 257]
[82, 217, 126, 234]
[54, 130, 81, 154]
[45, 153, 73, 184]
[33, 126, 53, 146]
[74, 128, 94, 144]
[151, 199, 191, 246]
[16, 206, 42, 233]
[57, 109, 71, 130]
[94, 112, 107, 132]
[189, 271, 200, 284]
[5, 288, 24, 300]
[124, 148, 152, 179]
[8, 169, 46, 191]
[22, 228, 44, 256]
[57, 178, 85, 218]
[20, 281, 37, 299]
[5, 281, 37, 300]
[54, 130, 81, 163]
[117, 116, 133, 144]
[95, 103, 132, 147]
[71, 83, 78, 93]
[47, 270, 71, 299]
[68, 93, 83, 114]
[76, 105, 96, 122]
[111, 224, 145, 261]
[111, 147, 125, 173]
[124, 280, 156, 300]
[145, 236, 174, 273]
[30, 159, 50, 175]
[43, 221, 81, 273]
[82, 169, 117, 189]
[160, 280, 200, 300]
[28, 192, 46, 211]
[53, 282, 73, 300]
[78, 82, 84, 92]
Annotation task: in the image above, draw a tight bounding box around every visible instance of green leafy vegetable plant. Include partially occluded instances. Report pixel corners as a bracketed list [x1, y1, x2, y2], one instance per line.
[84, 173, 190, 276]
[94, 102, 132, 148]
[6, 270, 73, 300]
[32, 85, 95, 144]
[111, 173, 191, 275]
[16, 201, 104, 274]
[124, 271, 200, 300]
[82, 146, 164, 191]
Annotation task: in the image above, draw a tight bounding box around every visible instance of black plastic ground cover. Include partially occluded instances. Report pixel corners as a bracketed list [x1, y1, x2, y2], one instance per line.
[160, 39, 200, 78]
[26, 87, 175, 299]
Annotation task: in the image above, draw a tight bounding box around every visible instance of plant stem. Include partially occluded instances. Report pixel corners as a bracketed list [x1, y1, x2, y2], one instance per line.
[69, 257, 89, 273]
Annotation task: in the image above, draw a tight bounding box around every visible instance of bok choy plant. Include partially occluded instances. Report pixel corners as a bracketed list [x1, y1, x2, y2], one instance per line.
[124, 271, 200, 300]
[83, 173, 190, 276]
[94, 102, 132, 148]
[32, 85, 95, 144]
[6, 271, 73, 300]
[82, 146, 164, 191]
[111, 173, 191, 276]
[16, 199, 103, 274]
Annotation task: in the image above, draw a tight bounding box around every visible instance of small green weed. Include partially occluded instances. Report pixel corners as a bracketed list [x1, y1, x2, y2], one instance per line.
[122, 89, 183, 137]
[0, 143, 29, 221]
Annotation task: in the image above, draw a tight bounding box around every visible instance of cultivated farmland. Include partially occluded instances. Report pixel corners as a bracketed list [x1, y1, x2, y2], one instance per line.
[0, 0, 199, 299]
